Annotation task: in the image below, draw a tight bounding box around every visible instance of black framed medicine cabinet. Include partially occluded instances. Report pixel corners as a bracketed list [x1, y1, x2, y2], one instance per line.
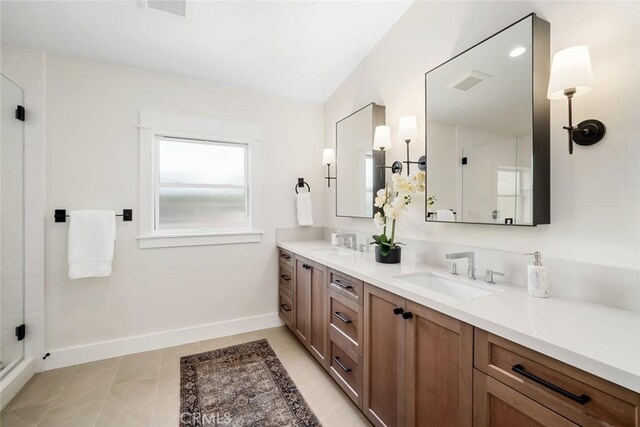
[335, 103, 386, 218]
[424, 13, 550, 226]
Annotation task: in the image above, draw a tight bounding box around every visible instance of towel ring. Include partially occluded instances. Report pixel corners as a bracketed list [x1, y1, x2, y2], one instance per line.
[295, 182, 311, 194]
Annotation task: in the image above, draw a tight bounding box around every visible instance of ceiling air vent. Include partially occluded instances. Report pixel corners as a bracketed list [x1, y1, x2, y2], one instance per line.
[449, 70, 493, 92]
[139, 0, 186, 17]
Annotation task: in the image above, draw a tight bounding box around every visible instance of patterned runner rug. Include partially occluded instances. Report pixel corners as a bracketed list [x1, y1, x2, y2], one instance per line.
[180, 339, 321, 427]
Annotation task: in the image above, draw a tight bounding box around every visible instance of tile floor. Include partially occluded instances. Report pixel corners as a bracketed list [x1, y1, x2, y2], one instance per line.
[1, 327, 370, 426]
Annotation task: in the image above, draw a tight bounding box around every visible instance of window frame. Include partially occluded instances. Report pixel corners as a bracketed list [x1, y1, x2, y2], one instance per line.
[138, 111, 262, 248]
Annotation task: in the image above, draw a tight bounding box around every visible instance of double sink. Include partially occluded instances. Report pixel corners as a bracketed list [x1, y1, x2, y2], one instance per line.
[312, 248, 496, 300]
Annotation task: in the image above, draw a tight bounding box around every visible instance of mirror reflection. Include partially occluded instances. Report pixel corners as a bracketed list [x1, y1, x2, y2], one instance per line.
[336, 103, 385, 218]
[426, 16, 535, 225]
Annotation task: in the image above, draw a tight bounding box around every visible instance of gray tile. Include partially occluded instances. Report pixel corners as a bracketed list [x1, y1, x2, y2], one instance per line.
[263, 326, 299, 350]
[40, 368, 116, 426]
[4, 367, 75, 410]
[112, 350, 161, 385]
[0, 401, 50, 427]
[2, 329, 369, 427]
[73, 357, 120, 376]
[42, 415, 99, 427]
[96, 377, 157, 427]
[161, 342, 199, 361]
[151, 393, 179, 427]
[155, 364, 179, 399]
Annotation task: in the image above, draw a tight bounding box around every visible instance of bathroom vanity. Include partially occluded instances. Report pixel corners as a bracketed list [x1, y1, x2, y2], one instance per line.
[277, 242, 640, 427]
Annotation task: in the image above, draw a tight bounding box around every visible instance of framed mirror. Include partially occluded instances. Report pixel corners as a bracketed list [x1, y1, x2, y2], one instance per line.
[336, 103, 386, 218]
[425, 14, 550, 226]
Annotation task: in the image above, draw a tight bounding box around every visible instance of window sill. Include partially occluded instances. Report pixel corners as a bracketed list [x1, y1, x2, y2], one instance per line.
[137, 231, 262, 249]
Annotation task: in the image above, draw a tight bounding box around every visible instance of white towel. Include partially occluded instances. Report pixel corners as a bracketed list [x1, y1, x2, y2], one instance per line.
[68, 210, 116, 279]
[436, 209, 455, 222]
[296, 192, 313, 226]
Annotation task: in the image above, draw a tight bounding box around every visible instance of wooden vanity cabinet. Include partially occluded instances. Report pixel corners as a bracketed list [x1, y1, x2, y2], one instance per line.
[475, 329, 640, 427]
[327, 269, 365, 408]
[405, 300, 473, 426]
[363, 284, 473, 427]
[474, 370, 578, 426]
[278, 249, 295, 332]
[293, 255, 327, 366]
[363, 285, 406, 427]
[278, 248, 640, 427]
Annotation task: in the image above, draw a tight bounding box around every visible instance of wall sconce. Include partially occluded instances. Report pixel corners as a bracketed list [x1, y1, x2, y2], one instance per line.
[322, 148, 337, 187]
[373, 125, 402, 173]
[398, 116, 426, 176]
[547, 45, 606, 154]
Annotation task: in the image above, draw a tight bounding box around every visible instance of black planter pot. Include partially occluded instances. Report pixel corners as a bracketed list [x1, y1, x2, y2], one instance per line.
[375, 246, 402, 264]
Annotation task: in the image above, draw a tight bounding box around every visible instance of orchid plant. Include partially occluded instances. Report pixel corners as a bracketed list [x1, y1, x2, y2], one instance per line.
[371, 171, 425, 256]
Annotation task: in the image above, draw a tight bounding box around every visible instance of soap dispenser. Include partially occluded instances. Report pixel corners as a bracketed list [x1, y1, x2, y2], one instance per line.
[526, 252, 549, 298]
[331, 228, 340, 246]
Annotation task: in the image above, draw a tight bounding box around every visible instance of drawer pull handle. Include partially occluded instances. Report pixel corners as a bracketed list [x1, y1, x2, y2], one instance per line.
[333, 311, 352, 324]
[332, 279, 353, 290]
[280, 274, 291, 281]
[280, 253, 291, 260]
[333, 356, 352, 373]
[511, 364, 591, 405]
[280, 304, 292, 312]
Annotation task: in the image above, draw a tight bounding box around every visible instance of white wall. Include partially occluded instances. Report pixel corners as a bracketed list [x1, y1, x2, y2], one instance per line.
[43, 54, 325, 361]
[324, 1, 640, 271]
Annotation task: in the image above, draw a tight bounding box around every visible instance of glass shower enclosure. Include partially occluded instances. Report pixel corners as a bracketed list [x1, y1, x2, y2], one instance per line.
[0, 74, 25, 378]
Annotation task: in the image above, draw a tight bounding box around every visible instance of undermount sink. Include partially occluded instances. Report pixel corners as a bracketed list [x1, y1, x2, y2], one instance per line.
[395, 272, 494, 299]
[312, 248, 355, 257]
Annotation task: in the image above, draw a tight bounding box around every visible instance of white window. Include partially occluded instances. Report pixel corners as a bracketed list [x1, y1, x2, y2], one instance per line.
[138, 112, 262, 248]
[156, 137, 249, 232]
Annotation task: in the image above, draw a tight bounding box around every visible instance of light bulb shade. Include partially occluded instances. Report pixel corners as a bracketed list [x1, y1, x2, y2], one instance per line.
[373, 125, 392, 151]
[547, 45, 593, 100]
[322, 148, 335, 165]
[398, 115, 418, 142]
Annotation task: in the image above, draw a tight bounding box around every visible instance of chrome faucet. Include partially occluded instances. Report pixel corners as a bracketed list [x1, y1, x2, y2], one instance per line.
[485, 269, 505, 284]
[337, 233, 357, 250]
[445, 252, 476, 280]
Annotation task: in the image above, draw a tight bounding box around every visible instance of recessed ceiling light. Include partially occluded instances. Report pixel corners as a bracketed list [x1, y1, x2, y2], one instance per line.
[509, 47, 527, 58]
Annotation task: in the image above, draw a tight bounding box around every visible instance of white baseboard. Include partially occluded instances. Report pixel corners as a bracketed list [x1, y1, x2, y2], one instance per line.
[43, 312, 282, 371]
[0, 358, 36, 410]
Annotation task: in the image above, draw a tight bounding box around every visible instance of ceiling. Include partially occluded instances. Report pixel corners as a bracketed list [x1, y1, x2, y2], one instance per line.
[1, 0, 413, 102]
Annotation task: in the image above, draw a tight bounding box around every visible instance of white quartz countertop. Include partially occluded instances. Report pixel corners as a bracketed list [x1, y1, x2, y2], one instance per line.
[278, 240, 640, 393]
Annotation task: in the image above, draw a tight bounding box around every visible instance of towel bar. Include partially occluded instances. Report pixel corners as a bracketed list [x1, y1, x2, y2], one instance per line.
[295, 177, 311, 194]
[54, 209, 133, 223]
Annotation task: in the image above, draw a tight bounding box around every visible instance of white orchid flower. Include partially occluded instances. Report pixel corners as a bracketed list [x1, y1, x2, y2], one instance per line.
[391, 195, 408, 212]
[373, 212, 385, 229]
[383, 204, 400, 220]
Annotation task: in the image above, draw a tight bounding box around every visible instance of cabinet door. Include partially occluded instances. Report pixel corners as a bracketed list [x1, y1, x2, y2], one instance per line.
[473, 370, 577, 427]
[308, 261, 327, 365]
[405, 301, 473, 427]
[294, 256, 310, 345]
[363, 284, 406, 427]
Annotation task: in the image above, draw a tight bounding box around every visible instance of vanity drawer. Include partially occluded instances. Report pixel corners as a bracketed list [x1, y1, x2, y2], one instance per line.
[328, 269, 363, 305]
[279, 291, 294, 331]
[328, 338, 362, 408]
[328, 288, 362, 356]
[278, 248, 294, 268]
[279, 263, 293, 296]
[475, 329, 640, 427]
